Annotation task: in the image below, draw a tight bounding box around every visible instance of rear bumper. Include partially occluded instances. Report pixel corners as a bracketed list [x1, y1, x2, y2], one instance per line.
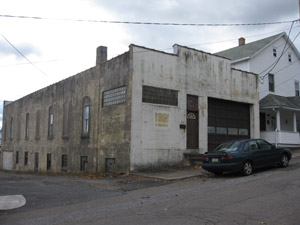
[202, 162, 242, 173]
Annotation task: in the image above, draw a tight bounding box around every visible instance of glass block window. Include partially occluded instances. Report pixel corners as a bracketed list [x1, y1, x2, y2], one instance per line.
[142, 85, 178, 106]
[103, 86, 126, 107]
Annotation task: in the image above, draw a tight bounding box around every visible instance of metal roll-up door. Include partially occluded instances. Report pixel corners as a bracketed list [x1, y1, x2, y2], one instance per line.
[208, 98, 250, 151]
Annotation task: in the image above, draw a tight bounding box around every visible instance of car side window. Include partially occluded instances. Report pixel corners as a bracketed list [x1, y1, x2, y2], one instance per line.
[248, 141, 259, 151]
[257, 140, 272, 150]
[243, 142, 249, 152]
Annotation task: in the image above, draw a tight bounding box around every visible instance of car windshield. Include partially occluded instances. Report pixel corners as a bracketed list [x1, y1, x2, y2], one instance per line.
[215, 141, 242, 152]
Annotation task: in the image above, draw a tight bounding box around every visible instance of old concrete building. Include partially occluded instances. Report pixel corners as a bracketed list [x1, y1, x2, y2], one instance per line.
[1, 44, 259, 173]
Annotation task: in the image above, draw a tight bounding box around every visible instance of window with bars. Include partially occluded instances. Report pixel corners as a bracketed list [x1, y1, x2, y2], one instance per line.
[142, 85, 178, 106]
[103, 86, 126, 107]
[25, 113, 29, 140]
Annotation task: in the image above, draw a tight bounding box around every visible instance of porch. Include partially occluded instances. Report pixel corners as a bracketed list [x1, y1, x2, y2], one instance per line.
[260, 94, 300, 147]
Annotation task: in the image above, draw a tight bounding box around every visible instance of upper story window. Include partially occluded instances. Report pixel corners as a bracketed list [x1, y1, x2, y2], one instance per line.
[273, 48, 277, 57]
[62, 102, 70, 138]
[48, 106, 54, 138]
[82, 97, 90, 136]
[103, 86, 126, 107]
[295, 81, 300, 96]
[268, 73, 275, 92]
[142, 85, 178, 106]
[25, 113, 29, 140]
[288, 53, 292, 63]
[10, 117, 14, 140]
[35, 110, 40, 140]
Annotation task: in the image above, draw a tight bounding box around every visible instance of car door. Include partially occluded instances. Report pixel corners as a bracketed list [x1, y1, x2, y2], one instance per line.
[248, 140, 265, 168]
[256, 139, 274, 166]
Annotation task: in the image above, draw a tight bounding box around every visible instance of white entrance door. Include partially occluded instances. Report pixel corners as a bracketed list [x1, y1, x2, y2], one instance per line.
[3, 151, 13, 170]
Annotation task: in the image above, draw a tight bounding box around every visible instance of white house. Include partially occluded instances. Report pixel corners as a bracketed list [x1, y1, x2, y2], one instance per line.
[216, 32, 300, 147]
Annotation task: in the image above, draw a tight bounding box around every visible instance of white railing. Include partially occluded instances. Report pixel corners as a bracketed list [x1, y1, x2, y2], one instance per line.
[261, 131, 300, 146]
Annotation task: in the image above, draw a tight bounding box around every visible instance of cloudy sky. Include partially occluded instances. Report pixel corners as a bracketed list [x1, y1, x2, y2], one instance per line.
[0, 0, 299, 129]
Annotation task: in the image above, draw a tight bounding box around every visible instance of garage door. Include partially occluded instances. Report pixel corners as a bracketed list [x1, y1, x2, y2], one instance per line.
[3, 151, 13, 170]
[208, 98, 250, 151]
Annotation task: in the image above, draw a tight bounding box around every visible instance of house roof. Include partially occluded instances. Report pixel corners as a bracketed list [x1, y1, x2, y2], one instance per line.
[215, 33, 284, 62]
[260, 94, 300, 111]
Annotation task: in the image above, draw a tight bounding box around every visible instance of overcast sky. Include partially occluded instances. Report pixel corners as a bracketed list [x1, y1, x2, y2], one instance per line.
[0, 0, 299, 129]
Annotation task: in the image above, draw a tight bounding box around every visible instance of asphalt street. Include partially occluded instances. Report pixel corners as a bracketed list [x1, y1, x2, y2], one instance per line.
[1, 157, 300, 225]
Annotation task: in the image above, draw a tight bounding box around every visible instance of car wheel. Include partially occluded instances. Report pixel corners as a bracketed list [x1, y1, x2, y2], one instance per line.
[242, 161, 253, 176]
[280, 154, 289, 167]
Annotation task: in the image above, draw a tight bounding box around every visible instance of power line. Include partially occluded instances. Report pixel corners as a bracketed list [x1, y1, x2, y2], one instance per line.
[0, 33, 48, 76]
[0, 14, 298, 27]
[259, 21, 296, 82]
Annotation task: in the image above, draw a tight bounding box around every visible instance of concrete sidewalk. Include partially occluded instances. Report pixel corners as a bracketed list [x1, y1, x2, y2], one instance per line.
[133, 166, 209, 181]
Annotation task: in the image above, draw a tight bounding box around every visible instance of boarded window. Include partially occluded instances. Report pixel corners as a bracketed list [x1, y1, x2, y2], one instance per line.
[61, 155, 68, 172]
[35, 110, 40, 140]
[80, 156, 88, 171]
[62, 102, 70, 138]
[10, 117, 14, 140]
[103, 86, 126, 107]
[142, 85, 178, 106]
[25, 113, 29, 139]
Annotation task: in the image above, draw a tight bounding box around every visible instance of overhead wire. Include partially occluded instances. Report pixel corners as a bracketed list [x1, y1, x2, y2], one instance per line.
[259, 21, 296, 83]
[0, 14, 298, 27]
[0, 33, 48, 76]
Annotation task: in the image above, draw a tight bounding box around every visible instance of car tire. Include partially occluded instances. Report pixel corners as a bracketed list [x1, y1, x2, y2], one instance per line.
[242, 161, 253, 176]
[280, 154, 289, 167]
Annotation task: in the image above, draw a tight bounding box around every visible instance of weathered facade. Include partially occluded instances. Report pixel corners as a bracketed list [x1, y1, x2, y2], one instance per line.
[1, 44, 259, 173]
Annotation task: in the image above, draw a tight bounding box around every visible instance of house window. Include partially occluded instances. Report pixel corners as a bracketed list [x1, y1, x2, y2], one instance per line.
[103, 86, 126, 107]
[35, 110, 40, 140]
[10, 117, 14, 140]
[142, 85, 178, 106]
[82, 97, 90, 135]
[48, 106, 54, 138]
[273, 48, 277, 57]
[295, 81, 300, 96]
[268, 74, 275, 92]
[80, 156, 88, 171]
[25, 113, 29, 140]
[288, 53, 292, 63]
[24, 152, 28, 165]
[47, 154, 51, 171]
[16, 151, 19, 164]
[61, 155, 68, 172]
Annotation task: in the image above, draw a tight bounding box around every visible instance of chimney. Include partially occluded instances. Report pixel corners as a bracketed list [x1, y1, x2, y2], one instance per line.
[96, 46, 107, 65]
[238, 37, 245, 46]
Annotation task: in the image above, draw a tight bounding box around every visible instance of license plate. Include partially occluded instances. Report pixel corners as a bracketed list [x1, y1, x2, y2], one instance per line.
[212, 158, 219, 163]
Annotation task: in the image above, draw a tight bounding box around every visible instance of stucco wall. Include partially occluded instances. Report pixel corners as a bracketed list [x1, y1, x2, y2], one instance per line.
[130, 44, 259, 171]
[2, 68, 101, 173]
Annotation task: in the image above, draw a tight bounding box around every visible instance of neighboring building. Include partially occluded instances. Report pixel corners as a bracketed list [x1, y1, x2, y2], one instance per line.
[1, 44, 259, 173]
[216, 32, 300, 147]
